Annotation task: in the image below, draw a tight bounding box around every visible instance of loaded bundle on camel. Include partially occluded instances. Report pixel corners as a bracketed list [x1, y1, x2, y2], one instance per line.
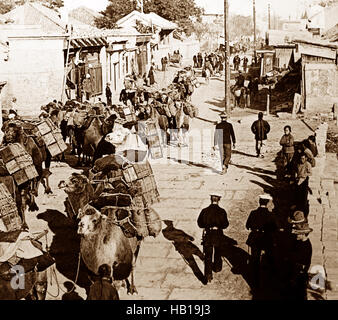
[0, 121, 55, 227]
[59, 152, 162, 294]
[0, 183, 55, 300]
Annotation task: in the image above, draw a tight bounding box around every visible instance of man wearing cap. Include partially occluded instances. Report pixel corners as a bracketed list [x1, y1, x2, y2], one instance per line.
[246, 194, 277, 287]
[286, 210, 313, 300]
[197, 193, 229, 283]
[214, 112, 236, 174]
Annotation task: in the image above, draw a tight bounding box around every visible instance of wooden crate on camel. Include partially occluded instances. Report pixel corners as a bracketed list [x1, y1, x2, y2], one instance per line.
[89, 157, 162, 238]
[36, 118, 67, 157]
[139, 120, 163, 159]
[0, 183, 22, 232]
[122, 161, 160, 208]
[0, 143, 39, 185]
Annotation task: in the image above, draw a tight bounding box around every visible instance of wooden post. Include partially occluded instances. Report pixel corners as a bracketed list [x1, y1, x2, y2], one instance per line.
[61, 25, 72, 104]
[266, 93, 270, 115]
[253, 0, 257, 60]
[224, 0, 231, 113]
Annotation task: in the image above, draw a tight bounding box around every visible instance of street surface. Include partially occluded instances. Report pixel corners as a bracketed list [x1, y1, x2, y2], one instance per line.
[25, 66, 338, 300]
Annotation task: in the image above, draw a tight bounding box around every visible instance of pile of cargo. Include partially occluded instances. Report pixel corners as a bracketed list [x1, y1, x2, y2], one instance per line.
[35, 118, 67, 157]
[139, 119, 163, 159]
[0, 143, 39, 186]
[0, 183, 22, 232]
[89, 155, 161, 238]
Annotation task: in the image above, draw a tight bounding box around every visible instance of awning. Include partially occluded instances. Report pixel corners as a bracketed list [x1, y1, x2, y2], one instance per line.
[69, 37, 108, 49]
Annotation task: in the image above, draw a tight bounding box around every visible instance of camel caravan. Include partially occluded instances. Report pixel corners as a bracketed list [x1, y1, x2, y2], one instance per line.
[0, 65, 199, 299]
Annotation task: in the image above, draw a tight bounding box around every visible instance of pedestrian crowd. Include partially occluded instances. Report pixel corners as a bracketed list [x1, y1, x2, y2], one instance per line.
[202, 111, 319, 299]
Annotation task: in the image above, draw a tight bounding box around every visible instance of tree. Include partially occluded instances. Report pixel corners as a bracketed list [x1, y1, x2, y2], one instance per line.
[318, 0, 338, 7]
[229, 15, 254, 40]
[0, 0, 64, 15]
[0, 0, 14, 14]
[94, 16, 117, 29]
[96, 0, 137, 27]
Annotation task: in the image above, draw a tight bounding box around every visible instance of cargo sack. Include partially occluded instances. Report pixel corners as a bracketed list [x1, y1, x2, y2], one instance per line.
[103, 206, 137, 238]
[91, 193, 132, 211]
[93, 155, 124, 173]
[131, 209, 149, 238]
[144, 208, 162, 238]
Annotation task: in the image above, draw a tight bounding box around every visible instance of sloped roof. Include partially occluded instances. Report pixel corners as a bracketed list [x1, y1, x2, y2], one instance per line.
[2, 2, 65, 33]
[117, 10, 177, 30]
[69, 6, 103, 26]
[322, 23, 338, 42]
[2, 2, 107, 38]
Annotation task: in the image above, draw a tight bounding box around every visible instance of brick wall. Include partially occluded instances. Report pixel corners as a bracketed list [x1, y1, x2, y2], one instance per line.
[305, 63, 338, 113]
[0, 37, 64, 117]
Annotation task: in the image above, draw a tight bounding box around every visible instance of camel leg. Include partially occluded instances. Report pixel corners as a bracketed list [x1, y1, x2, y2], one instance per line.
[127, 241, 141, 295]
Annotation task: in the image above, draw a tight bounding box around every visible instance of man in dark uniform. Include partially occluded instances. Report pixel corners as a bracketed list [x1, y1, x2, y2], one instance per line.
[213, 112, 236, 174]
[197, 193, 229, 283]
[246, 194, 277, 287]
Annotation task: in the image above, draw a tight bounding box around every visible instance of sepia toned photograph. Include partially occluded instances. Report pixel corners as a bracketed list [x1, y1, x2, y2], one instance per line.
[0, 0, 337, 304]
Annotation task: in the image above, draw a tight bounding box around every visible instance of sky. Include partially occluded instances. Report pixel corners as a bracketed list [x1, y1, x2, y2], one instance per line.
[63, 0, 318, 19]
[195, 0, 318, 18]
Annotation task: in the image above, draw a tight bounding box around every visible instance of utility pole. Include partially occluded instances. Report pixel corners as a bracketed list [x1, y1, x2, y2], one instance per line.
[253, 0, 256, 61]
[224, 0, 230, 113]
[268, 4, 271, 30]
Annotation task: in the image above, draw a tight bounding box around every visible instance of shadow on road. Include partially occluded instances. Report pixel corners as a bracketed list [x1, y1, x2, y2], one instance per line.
[37, 210, 92, 294]
[162, 220, 206, 284]
[167, 156, 220, 174]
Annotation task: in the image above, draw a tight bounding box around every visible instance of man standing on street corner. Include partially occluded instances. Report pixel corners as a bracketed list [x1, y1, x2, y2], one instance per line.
[197, 193, 229, 283]
[251, 112, 270, 158]
[214, 112, 236, 174]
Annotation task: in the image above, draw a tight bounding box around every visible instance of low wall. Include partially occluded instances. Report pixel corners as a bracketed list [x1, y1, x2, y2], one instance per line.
[305, 63, 338, 113]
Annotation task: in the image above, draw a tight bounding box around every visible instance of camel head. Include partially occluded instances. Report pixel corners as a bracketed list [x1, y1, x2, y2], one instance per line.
[78, 205, 104, 236]
[2, 122, 24, 144]
[59, 173, 90, 195]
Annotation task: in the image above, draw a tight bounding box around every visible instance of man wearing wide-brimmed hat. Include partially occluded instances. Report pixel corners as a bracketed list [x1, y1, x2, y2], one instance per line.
[213, 112, 236, 174]
[286, 210, 313, 300]
[197, 193, 229, 283]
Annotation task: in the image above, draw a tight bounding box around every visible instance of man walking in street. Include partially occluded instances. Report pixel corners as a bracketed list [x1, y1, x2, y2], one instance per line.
[243, 56, 249, 73]
[197, 193, 229, 283]
[214, 112, 236, 174]
[105, 82, 112, 107]
[251, 112, 270, 158]
[246, 194, 277, 287]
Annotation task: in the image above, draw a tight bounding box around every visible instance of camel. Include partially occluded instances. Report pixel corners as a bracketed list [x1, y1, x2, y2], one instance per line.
[146, 103, 169, 146]
[78, 204, 141, 294]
